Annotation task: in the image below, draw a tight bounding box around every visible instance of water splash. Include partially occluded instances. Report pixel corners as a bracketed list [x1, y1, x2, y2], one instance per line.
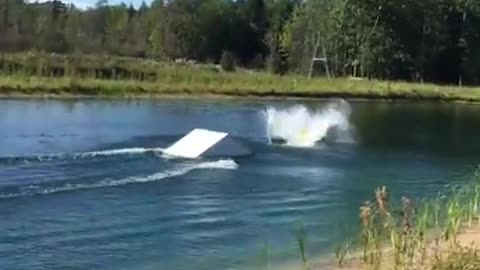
[0, 159, 237, 199]
[265, 100, 351, 147]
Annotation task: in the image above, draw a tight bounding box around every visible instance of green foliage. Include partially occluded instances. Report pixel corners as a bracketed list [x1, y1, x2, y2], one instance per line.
[0, 0, 290, 67]
[294, 224, 309, 269]
[281, 0, 480, 85]
[251, 54, 265, 70]
[1, 0, 480, 85]
[220, 51, 236, 72]
[266, 49, 287, 75]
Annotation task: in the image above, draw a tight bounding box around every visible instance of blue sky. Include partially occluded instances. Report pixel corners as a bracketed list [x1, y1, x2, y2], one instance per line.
[34, 0, 150, 9]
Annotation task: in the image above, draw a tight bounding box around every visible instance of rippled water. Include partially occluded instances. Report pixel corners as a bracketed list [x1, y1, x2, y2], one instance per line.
[1, 99, 480, 270]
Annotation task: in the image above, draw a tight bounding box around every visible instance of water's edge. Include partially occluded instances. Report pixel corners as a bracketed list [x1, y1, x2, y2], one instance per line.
[1, 93, 480, 104]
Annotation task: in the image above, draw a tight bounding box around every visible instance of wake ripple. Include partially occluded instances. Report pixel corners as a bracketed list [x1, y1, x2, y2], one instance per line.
[75, 147, 165, 158]
[0, 159, 237, 199]
[0, 147, 165, 165]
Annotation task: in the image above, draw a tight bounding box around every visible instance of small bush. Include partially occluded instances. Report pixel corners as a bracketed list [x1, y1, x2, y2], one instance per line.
[266, 50, 287, 75]
[251, 54, 265, 70]
[220, 51, 235, 72]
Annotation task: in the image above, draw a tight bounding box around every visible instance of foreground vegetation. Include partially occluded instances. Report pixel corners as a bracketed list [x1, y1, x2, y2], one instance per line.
[292, 170, 480, 270]
[1, 54, 480, 101]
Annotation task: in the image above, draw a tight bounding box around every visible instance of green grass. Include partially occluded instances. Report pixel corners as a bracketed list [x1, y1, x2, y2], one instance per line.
[3, 73, 480, 101]
[2, 53, 480, 100]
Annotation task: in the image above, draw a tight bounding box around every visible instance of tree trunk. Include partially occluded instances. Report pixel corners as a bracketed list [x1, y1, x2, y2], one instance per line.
[360, 9, 380, 78]
[458, 10, 467, 87]
[322, 44, 331, 79]
[308, 33, 320, 79]
[419, 15, 426, 83]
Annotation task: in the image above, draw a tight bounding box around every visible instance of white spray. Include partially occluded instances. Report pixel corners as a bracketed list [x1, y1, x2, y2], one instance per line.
[265, 100, 351, 147]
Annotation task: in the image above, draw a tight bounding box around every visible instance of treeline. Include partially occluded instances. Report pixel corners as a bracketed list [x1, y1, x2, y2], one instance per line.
[1, 0, 480, 85]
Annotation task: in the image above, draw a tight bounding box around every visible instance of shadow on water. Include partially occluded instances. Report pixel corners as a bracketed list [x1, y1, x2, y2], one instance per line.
[352, 102, 480, 154]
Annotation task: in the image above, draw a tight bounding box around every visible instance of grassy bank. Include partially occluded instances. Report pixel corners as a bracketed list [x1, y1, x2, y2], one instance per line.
[311, 173, 480, 270]
[1, 54, 480, 101]
[3, 74, 480, 102]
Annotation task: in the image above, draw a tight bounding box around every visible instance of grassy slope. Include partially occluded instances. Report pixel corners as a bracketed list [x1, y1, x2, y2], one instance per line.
[1, 66, 480, 101]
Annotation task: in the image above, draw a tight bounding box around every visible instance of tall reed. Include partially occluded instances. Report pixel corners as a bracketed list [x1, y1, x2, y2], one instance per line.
[337, 168, 480, 270]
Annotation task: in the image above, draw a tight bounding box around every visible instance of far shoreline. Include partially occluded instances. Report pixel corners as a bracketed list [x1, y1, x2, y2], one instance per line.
[2, 53, 480, 104]
[2, 58, 480, 104]
[2, 91, 480, 105]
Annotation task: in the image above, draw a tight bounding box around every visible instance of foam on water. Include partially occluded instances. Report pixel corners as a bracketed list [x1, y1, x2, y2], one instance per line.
[0, 159, 237, 199]
[75, 147, 165, 158]
[265, 100, 351, 147]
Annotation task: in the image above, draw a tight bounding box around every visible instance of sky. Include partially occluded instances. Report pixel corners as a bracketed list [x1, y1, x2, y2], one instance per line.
[33, 0, 150, 9]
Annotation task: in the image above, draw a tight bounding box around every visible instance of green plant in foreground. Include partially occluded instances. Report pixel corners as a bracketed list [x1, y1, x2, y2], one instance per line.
[465, 185, 480, 228]
[337, 168, 480, 270]
[359, 197, 384, 269]
[414, 201, 433, 269]
[294, 225, 309, 270]
[444, 188, 464, 242]
[356, 187, 437, 270]
[416, 201, 430, 238]
[431, 197, 442, 228]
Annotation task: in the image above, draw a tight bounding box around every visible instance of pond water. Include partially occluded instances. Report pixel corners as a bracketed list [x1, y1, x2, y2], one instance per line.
[1, 98, 480, 270]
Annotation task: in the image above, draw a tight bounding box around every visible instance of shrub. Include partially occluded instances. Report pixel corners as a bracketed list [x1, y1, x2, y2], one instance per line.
[251, 54, 265, 70]
[266, 50, 287, 75]
[220, 51, 235, 72]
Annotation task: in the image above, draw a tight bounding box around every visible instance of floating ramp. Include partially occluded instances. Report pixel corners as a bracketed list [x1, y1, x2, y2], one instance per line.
[163, 129, 229, 158]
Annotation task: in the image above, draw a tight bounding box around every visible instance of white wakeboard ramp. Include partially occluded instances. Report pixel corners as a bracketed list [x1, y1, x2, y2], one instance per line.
[163, 128, 229, 159]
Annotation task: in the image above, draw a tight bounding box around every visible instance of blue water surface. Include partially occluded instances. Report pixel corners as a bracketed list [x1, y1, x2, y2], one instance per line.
[1, 99, 480, 270]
